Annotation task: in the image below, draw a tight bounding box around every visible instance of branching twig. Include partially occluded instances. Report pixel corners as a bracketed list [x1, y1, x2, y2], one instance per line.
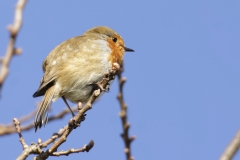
[38, 126, 67, 148]
[51, 140, 94, 156]
[15, 63, 120, 160]
[117, 65, 135, 160]
[219, 129, 240, 160]
[0, 106, 78, 136]
[13, 118, 42, 160]
[0, 0, 27, 94]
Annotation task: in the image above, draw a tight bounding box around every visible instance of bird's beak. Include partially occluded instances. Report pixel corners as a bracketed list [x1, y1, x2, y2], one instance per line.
[124, 47, 134, 52]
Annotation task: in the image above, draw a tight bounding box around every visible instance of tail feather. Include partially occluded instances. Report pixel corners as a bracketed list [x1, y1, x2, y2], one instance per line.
[34, 85, 55, 132]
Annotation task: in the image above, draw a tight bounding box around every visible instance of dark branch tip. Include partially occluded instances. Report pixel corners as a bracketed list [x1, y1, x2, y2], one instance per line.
[52, 132, 59, 137]
[86, 140, 94, 152]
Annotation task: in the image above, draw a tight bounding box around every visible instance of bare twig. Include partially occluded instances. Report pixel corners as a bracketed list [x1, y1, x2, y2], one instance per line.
[0, 106, 78, 136]
[117, 65, 135, 160]
[219, 129, 240, 160]
[13, 118, 27, 149]
[51, 140, 94, 156]
[0, 0, 27, 94]
[38, 126, 67, 148]
[15, 64, 120, 159]
[14, 118, 42, 160]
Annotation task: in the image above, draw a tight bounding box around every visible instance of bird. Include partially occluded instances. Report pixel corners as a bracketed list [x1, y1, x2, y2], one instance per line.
[33, 26, 134, 131]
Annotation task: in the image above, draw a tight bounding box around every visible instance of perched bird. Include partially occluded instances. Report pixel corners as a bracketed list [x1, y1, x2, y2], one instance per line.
[33, 26, 134, 131]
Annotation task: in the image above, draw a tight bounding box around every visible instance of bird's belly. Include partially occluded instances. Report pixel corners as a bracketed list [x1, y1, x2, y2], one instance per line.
[63, 76, 114, 103]
[60, 63, 112, 103]
[64, 85, 94, 103]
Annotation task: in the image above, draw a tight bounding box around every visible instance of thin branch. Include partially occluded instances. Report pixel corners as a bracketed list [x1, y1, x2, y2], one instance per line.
[117, 64, 135, 160]
[51, 140, 94, 156]
[219, 129, 240, 160]
[14, 118, 42, 160]
[0, 106, 78, 136]
[46, 91, 100, 155]
[38, 126, 67, 148]
[0, 0, 27, 94]
[13, 118, 27, 149]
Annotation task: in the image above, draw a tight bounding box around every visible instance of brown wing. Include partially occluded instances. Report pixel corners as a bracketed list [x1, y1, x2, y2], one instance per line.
[33, 35, 87, 97]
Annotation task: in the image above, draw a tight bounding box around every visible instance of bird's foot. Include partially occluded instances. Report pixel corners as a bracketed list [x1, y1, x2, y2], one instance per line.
[89, 63, 120, 93]
[95, 81, 110, 92]
[69, 114, 86, 129]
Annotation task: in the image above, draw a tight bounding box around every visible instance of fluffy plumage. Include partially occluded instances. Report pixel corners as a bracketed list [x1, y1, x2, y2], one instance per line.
[33, 26, 133, 131]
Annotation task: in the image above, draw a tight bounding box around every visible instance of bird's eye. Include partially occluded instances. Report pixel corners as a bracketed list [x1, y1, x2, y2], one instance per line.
[112, 37, 117, 42]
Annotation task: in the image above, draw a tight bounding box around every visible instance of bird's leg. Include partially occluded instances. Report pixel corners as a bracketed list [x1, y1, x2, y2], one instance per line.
[62, 96, 75, 117]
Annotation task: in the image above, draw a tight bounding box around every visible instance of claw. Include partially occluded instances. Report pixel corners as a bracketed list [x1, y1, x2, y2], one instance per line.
[69, 118, 80, 129]
[81, 114, 87, 122]
[90, 82, 110, 92]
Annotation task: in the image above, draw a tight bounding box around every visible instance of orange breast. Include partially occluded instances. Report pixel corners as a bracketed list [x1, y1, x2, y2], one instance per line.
[107, 39, 124, 65]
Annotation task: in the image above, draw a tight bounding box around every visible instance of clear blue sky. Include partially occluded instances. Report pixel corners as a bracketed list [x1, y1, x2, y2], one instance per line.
[1, 0, 240, 159]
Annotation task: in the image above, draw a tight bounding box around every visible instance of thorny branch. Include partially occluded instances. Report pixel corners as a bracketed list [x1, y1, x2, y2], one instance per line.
[219, 129, 240, 160]
[15, 63, 120, 160]
[117, 66, 135, 160]
[0, 106, 78, 136]
[0, 0, 27, 94]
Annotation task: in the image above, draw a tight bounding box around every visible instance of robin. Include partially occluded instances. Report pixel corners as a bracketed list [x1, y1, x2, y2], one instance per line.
[33, 26, 134, 131]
